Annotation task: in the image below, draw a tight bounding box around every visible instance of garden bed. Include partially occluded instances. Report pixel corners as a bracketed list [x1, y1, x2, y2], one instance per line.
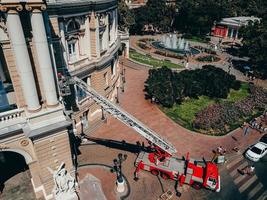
[129, 49, 183, 69]
[144, 66, 265, 135]
[161, 83, 250, 133]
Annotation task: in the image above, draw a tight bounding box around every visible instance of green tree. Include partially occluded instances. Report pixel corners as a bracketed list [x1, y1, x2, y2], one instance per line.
[118, 0, 135, 31]
[144, 67, 176, 107]
[239, 18, 267, 78]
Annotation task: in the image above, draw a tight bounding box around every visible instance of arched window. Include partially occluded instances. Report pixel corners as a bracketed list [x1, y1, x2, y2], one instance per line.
[67, 20, 80, 33]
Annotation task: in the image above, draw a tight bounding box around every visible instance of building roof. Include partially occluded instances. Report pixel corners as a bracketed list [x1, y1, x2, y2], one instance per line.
[218, 16, 260, 27]
[46, 0, 114, 5]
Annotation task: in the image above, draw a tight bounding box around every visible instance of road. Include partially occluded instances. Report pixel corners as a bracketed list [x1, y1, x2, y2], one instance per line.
[190, 154, 267, 200]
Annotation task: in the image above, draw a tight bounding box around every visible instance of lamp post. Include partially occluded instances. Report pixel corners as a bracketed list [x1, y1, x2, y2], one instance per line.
[116, 86, 119, 103]
[123, 68, 126, 83]
[101, 106, 105, 120]
[111, 153, 127, 193]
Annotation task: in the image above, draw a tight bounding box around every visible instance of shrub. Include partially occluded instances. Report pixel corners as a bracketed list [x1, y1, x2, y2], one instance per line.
[196, 55, 220, 62]
[138, 42, 149, 50]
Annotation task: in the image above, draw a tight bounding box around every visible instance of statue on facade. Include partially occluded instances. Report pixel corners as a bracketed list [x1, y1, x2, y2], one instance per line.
[47, 163, 78, 200]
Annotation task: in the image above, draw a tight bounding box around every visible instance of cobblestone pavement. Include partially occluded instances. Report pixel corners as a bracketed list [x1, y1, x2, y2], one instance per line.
[78, 59, 265, 200]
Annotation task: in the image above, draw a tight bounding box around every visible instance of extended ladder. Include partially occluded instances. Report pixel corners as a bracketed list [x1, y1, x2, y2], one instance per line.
[73, 77, 177, 155]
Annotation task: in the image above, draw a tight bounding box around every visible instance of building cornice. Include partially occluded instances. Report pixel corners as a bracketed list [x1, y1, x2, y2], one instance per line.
[46, 0, 117, 17]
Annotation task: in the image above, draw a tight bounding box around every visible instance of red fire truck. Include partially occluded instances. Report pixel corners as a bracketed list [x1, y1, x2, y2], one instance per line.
[72, 77, 221, 193]
[135, 146, 220, 192]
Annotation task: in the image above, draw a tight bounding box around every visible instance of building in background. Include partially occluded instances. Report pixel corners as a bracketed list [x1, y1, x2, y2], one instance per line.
[0, 0, 122, 199]
[211, 16, 260, 39]
[125, 0, 147, 9]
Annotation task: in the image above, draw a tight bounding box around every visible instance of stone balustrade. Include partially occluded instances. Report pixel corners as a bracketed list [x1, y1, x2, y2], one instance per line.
[0, 108, 24, 123]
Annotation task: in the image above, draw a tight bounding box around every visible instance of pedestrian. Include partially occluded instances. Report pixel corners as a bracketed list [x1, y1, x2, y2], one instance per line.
[217, 146, 226, 155]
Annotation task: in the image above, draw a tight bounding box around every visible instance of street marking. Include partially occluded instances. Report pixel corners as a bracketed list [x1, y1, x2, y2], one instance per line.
[234, 174, 248, 185]
[227, 156, 243, 169]
[230, 162, 248, 177]
[239, 175, 257, 193]
[247, 183, 263, 200]
[257, 190, 267, 200]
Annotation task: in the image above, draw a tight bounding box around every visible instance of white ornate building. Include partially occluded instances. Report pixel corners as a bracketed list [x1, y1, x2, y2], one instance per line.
[0, 0, 122, 199]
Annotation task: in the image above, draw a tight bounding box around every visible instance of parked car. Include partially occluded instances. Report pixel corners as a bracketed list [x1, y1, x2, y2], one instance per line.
[245, 142, 267, 162]
[259, 134, 267, 145]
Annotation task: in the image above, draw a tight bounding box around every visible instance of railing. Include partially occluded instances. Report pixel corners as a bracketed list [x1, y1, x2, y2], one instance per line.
[0, 108, 24, 123]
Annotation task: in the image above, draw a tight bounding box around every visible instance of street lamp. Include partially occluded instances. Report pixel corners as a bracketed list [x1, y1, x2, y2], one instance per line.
[116, 86, 119, 103]
[111, 153, 127, 193]
[101, 106, 105, 120]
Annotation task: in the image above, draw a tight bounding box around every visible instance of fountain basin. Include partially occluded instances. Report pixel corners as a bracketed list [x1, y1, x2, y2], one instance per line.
[152, 41, 201, 56]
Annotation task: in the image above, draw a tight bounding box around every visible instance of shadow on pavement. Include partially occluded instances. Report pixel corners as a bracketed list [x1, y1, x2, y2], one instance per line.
[81, 136, 151, 154]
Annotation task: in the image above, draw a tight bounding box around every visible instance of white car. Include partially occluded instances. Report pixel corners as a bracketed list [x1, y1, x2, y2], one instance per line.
[245, 142, 267, 162]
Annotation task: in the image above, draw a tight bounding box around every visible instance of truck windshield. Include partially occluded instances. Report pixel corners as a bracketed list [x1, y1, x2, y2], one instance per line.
[207, 177, 217, 188]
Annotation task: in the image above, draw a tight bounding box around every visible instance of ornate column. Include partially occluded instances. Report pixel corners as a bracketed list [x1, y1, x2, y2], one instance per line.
[6, 7, 41, 111]
[30, 6, 58, 107]
[115, 9, 118, 41]
[90, 12, 100, 58]
[111, 11, 116, 44]
[103, 14, 109, 50]
[85, 16, 92, 59]
[59, 21, 69, 67]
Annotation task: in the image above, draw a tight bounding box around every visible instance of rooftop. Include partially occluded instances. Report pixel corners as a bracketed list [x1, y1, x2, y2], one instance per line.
[219, 16, 260, 27]
[46, 0, 115, 5]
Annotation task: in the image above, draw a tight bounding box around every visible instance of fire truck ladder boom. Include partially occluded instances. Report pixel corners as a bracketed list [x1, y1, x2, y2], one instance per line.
[73, 77, 177, 155]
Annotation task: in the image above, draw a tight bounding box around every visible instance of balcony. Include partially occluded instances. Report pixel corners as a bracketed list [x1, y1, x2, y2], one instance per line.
[0, 108, 26, 136]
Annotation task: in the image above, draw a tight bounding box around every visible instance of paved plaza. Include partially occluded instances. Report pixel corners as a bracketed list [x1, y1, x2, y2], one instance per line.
[78, 59, 265, 200]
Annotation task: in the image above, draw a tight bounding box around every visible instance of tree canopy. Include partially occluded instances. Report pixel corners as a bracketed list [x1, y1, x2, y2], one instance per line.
[128, 0, 267, 36]
[118, 0, 135, 31]
[144, 66, 240, 107]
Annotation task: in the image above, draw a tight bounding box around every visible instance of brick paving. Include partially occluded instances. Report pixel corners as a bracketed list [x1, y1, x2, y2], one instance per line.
[90, 59, 262, 159]
[78, 58, 264, 200]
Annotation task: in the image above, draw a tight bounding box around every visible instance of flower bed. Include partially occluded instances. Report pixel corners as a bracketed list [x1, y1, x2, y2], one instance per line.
[193, 85, 267, 135]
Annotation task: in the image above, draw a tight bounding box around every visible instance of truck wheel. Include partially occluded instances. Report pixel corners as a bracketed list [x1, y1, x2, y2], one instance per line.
[192, 182, 202, 190]
[161, 173, 170, 180]
[151, 169, 159, 176]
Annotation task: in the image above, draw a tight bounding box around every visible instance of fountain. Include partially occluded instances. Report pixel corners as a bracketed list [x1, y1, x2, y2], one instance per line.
[156, 33, 200, 56]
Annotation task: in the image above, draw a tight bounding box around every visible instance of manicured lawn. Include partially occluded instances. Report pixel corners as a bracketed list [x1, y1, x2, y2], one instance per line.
[224, 83, 250, 102]
[129, 50, 183, 69]
[162, 83, 250, 130]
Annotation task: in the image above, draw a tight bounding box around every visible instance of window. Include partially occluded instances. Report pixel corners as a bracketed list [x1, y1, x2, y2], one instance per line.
[111, 61, 116, 76]
[87, 76, 91, 87]
[67, 20, 80, 33]
[99, 34, 103, 52]
[68, 41, 77, 62]
[104, 72, 108, 86]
